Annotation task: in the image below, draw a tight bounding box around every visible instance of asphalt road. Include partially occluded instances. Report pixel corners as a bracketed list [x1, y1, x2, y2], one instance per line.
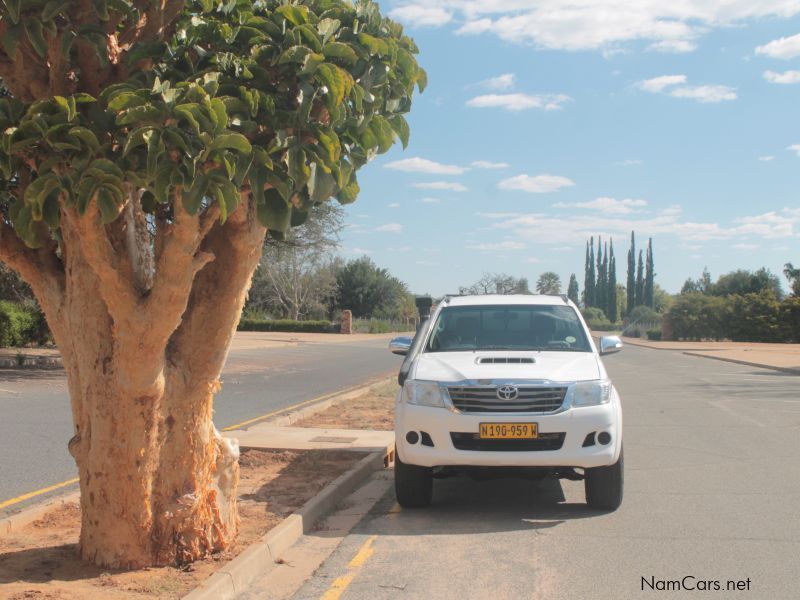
[0, 335, 401, 514]
[292, 345, 800, 600]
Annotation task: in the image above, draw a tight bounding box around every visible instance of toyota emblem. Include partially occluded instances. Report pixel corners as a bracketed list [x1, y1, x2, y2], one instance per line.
[496, 385, 519, 401]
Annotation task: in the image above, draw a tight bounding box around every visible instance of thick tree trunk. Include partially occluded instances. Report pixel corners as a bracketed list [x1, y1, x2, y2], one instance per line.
[31, 201, 268, 569]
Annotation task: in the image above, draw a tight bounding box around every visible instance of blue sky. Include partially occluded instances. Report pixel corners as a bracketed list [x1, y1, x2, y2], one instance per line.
[337, 1, 800, 296]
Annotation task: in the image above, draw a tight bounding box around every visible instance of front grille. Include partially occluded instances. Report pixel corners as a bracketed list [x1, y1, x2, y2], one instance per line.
[447, 385, 567, 414]
[477, 357, 535, 364]
[450, 432, 565, 452]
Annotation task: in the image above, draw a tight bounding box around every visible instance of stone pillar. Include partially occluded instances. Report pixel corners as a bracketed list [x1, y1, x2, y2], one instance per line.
[340, 309, 353, 334]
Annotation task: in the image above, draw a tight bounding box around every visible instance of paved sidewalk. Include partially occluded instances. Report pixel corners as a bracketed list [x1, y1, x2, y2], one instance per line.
[224, 423, 394, 454]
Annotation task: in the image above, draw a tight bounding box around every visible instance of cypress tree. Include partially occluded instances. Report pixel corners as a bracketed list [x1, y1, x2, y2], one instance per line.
[626, 231, 636, 316]
[585, 237, 596, 307]
[635, 250, 645, 307]
[608, 241, 618, 323]
[595, 237, 604, 312]
[645, 238, 655, 308]
[567, 274, 579, 304]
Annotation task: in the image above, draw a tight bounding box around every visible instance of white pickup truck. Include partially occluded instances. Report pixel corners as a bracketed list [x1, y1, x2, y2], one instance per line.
[389, 294, 624, 510]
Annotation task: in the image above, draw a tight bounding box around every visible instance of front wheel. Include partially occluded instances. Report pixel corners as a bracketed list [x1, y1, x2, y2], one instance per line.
[584, 448, 623, 511]
[394, 452, 432, 508]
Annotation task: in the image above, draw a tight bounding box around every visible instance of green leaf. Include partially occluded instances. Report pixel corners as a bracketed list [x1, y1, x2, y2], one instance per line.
[2, 0, 21, 24]
[42, 191, 61, 228]
[276, 4, 309, 26]
[2, 24, 22, 58]
[91, 0, 108, 20]
[322, 42, 357, 63]
[370, 115, 395, 154]
[122, 125, 155, 156]
[357, 32, 388, 56]
[388, 115, 410, 149]
[13, 205, 43, 248]
[316, 130, 340, 164]
[24, 174, 61, 219]
[210, 133, 252, 154]
[317, 18, 340, 43]
[107, 92, 148, 111]
[336, 174, 359, 204]
[214, 179, 240, 224]
[209, 98, 228, 134]
[116, 105, 162, 126]
[96, 187, 122, 224]
[416, 67, 428, 93]
[278, 45, 314, 64]
[256, 188, 291, 231]
[300, 52, 325, 75]
[307, 162, 337, 202]
[316, 63, 351, 107]
[145, 129, 163, 179]
[24, 19, 48, 58]
[262, 169, 290, 200]
[182, 175, 208, 214]
[287, 146, 310, 187]
[69, 126, 100, 153]
[60, 30, 75, 56]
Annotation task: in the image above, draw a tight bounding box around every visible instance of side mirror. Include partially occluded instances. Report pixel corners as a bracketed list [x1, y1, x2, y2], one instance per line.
[389, 336, 413, 356]
[599, 335, 623, 356]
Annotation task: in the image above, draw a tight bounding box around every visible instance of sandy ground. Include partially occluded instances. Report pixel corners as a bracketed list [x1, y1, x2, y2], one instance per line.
[294, 379, 397, 431]
[619, 337, 800, 370]
[0, 449, 361, 600]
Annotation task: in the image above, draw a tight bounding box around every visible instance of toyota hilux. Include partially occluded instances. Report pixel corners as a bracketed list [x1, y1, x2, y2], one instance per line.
[389, 294, 624, 510]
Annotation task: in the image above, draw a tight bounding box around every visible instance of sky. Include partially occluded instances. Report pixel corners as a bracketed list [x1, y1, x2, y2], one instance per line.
[336, 0, 800, 297]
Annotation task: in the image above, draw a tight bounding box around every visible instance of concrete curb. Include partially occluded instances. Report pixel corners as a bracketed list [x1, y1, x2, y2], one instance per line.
[0, 490, 79, 538]
[0, 355, 63, 369]
[682, 352, 800, 375]
[183, 447, 392, 600]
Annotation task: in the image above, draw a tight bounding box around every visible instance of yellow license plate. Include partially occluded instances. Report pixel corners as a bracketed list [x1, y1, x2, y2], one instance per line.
[479, 423, 538, 439]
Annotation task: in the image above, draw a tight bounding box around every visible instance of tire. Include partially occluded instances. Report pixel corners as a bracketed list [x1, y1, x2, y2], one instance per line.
[394, 452, 433, 508]
[584, 448, 624, 511]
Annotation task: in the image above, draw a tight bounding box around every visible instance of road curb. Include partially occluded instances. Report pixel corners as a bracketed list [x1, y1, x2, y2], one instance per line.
[682, 352, 800, 375]
[183, 447, 392, 600]
[0, 490, 79, 538]
[0, 355, 63, 369]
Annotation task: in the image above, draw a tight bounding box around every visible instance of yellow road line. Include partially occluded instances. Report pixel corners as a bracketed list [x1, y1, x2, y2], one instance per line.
[221, 373, 393, 432]
[0, 477, 79, 511]
[321, 535, 378, 600]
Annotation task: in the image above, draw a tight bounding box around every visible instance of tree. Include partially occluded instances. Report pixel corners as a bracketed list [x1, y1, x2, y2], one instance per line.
[681, 267, 712, 295]
[635, 250, 645, 307]
[248, 203, 343, 320]
[0, 0, 423, 568]
[645, 238, 655, 308]
[626, 231, 635, 316]
[584, 237, 595, 308]
[607, 241, 617, 323]
[535, 271, 561, 295]
[567, 273, 579, 304]
[710, 268, 783, 298]
[595, 237, 605, 311]
[335, 256, 409, 319]
[460, 272, 529, 295]
[784, 263, 800, 296]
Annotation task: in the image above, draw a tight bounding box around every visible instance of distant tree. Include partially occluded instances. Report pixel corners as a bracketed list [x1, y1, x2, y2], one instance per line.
[626, 231, 636, 316]
[645, 238, 655, 308]
[784, 263, 800, 296]
[0, 264, 33, 303]
[584, 239, 595, 308]
[608, 242, 618, 323]
[616, 283, 627, 321]
[567, 274, 580, 304]
[596, 237, 605, 311]
[335, 257, 409, 319]
[460, 272, 529, 295]
[635, 250, 645, 307]
[652, 283, 674, 314]
[681, 267, 712, 295]
[710, 268, 783, 299]
[536, 272, 562, 295]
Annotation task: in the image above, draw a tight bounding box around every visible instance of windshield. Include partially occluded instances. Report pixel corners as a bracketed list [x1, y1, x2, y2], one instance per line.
[424, 304, 592, 353]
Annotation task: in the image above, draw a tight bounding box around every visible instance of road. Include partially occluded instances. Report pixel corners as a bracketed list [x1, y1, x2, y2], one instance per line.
[291, 345, 799, 600]
[0, 333, 402, 514]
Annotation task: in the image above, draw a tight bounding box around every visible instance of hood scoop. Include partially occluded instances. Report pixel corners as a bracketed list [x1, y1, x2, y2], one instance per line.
[476, 357, 535, 364]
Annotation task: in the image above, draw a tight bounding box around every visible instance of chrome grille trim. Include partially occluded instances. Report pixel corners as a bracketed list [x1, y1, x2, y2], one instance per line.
[476, 357, 535, 364]
[447, 385, 568, 414]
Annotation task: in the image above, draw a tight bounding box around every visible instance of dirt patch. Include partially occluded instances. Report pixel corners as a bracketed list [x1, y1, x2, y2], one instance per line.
[0, 449, 360, 600]
[294, 378, 397, 431]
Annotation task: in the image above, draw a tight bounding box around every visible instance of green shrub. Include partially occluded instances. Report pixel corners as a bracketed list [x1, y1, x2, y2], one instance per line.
[237, 318, 335, 333]
[0, 301, 50, 347]
[646, 328, 662, 341]
[353, 318, 415, 334]
[663, 293, 727, 341]
[779, 297, 800, 343]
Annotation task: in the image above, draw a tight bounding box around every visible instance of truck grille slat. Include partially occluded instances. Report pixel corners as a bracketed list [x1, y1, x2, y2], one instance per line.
[447, 385, 567, 414]
[450, 432, 566, 451]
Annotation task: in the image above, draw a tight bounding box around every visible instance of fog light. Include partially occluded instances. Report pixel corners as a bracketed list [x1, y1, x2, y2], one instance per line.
[406, 431, 420, 444]
[597, 432, 611, 445]
[420, 431, 434, 447]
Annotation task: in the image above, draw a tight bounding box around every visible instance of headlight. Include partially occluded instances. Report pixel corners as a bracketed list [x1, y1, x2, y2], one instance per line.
[570, 380, 611, 407]
[403, 380, 445, 408]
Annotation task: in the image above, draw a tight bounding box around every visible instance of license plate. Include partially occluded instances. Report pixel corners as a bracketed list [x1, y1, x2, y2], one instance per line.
[479, 423, 538, 439]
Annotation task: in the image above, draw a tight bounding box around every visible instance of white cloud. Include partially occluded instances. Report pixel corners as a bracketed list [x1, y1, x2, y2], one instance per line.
[787, 144, 800, 156]
[466, 93, 571, 111]
[732, 243, 758, 250]
[388, 246, 412, 252]
[763, 69, 800, 84]
[388, 5, 452, 27]
[637, 74, 736, 103]
[416, 260, 438, 266]
[419, 197, 441, 203]
[467, 241, 528, 251]
[375, 223, 403, 233]
[526, 257, 543, 264]
[616, 159, 644, 167]
[389, 1, 800, 55]
[758, 156, 775, 162]
[554, 197, 648, 215]
[498, 174, 575, 194]
[755, 33, 800, 59]
[347, 247, 371, 254]
[384, 157, 467, 175]
[482, 73, 516, 91]
[471, 160, 510, 169]
[412, 181, 469, 192]
[388, 202, 401, 208]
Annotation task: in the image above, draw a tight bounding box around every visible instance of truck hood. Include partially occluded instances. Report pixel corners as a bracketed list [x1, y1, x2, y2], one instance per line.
[412, 351, 602, 383]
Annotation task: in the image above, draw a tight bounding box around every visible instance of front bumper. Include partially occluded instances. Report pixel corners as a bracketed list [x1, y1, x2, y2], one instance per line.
[395, 394, 622, 469]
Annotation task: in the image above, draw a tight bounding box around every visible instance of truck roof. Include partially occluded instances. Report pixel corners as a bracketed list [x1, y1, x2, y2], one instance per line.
[442, 294, 572, 308]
